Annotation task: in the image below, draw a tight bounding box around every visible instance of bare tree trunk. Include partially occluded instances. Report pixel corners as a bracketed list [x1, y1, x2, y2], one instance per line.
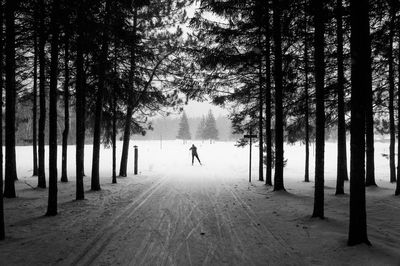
[91, 0, 111, 190]
[4, 0, 17, 198]
[258, 24, 263, 182]
[388, 1, 396, 183]
[348, 0, 371, 247]
[46, 0, 61, 216]
[38, 0, 46, 188]
[75, 1, 86, 200]
[264, 1, 272, 186]
[32, 21, 38, 177]
[304, 0, 310, 183]
[365, 5, 376, 187]
[335, 0, 348, 194]
[272, 0, 284, 191]
[0, 0, 5, 240]
[312, 0, 325, 219]
[396, 23, 400, 195]
[61, 32, 69, 183]
[120, 8, 137, 177]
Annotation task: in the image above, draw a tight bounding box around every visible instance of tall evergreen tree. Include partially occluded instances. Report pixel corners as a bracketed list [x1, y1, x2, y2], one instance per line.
[61, 22, 70, 183]
[204, 110, 218, 143]
[303, 0, 310, 183]
[388, 0, 396, 184]
[312, 0, 325, 219]
[0, 0, 5, 240]
[91, 0, 111, 191]
[177, 111, 191, 143]
[4, 0, 17, 198]
[37, 0, 46, 188]
[335, 0, 348, 195]
[273, 0, 284, 191]
[348, 0, 371, 247]
[196, 115, 206, 140]
[265, 0, 272, 186]
[46, 0, 61, 216]
[32, 8, 38, 177]
[75, 0, 86, 200]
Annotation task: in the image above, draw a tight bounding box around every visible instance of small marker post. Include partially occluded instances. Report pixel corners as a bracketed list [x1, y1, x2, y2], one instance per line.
[244, 131, 257, 182]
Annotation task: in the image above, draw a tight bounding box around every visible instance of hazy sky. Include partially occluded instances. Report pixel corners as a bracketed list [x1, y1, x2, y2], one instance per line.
[183, 100, 229, 118]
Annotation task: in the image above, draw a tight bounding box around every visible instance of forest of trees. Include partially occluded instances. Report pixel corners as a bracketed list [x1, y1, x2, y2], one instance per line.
[0, 0, 398, 248]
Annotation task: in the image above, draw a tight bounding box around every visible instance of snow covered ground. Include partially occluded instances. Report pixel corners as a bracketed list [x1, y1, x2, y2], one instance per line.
[0, 140, 399, 265]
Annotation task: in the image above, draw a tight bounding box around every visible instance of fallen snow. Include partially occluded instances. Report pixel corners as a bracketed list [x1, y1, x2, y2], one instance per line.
[0, 140, 399, 265]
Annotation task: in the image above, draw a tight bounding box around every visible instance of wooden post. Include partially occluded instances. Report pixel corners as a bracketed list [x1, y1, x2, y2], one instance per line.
[244, 132, 257, 182]
[134, 145, 138, 175]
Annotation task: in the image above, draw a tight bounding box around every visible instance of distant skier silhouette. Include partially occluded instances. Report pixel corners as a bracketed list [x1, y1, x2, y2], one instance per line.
[189, 144, 202, 165]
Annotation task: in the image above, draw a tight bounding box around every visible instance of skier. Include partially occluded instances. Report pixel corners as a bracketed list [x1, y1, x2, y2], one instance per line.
[189, 144, 202, 165]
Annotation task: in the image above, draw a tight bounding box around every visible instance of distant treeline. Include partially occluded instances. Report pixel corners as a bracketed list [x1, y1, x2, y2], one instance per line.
[134, 115, 239, 141]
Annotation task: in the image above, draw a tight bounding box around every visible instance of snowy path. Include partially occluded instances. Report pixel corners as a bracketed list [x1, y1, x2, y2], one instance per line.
[63, 163, 303, 266]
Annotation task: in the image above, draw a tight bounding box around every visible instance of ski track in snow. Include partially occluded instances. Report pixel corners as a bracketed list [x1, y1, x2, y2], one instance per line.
[63, 163, 303, 265]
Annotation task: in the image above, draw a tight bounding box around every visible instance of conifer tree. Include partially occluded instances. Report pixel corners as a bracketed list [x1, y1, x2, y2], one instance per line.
[204, 110, 219, 143]
[177, 111, 191, 143]
[196, 115, 206, 140]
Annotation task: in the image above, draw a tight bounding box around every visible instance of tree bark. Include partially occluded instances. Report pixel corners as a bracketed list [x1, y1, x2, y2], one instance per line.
[265, 13, 272, 186]
[91, 0, 111, 191]
[120, 7, 137, 177]
[0, 0, 5, 240]
[348, 0, 371, 246]
[46, 0, 61, 216]
[335, 0, 348, 195]
[365, 2, 376, 187]
[388, 1, 396, 183]
[273, 0, 284, 191]
[32, 20, 38, 177]
[38, 0, 46, 188]
[396, 19, 400, 195]
[258, 28, 263, 182]
[75, 1, 86, 200]
[312, 0, 325, 219]
[61, 31, 69, 183]
[304, 0, 310, 183]
[4, 0, 17, 198]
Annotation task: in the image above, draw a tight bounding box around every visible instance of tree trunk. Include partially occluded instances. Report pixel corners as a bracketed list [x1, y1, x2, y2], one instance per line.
[335, 0, 348, 195]
[348, 0, 371, 246]
[365, 4, 376, 187]
[4, 0, 17, 198]
[75, 2, 86, 200]
[265, 19, 272, 186]
[120, 8, 137, 177]
[46, 0, 61, 216]
[273, 0, 284, 191]
[396, 22, 400, 195]
[0, 0, 5, 240]
[38, 0, 46, 189]
[304, 0, 310, 183]
[388, 2, 396, 183]
[61, 32, 69, 183]
[312, 0, 325, 219]
[112, 83, 117, 184]
[91, 0, 111, 191]
[258, 29, 263, 182]
[32, 22, 38, 177]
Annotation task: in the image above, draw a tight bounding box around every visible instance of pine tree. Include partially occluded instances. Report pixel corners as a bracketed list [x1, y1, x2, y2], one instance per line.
[312, 0, 326, 219]
[196, 115, 206, 140]
[0, 0, 5, 240]
[204, 110, 218, 143]
[348, 0, 371, 246]
[4, 0, 17, 198]
[177, 111, 191, 143]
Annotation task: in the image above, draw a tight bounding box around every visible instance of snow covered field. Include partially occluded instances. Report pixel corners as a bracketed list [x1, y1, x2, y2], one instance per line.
[0, 140, 400, 265]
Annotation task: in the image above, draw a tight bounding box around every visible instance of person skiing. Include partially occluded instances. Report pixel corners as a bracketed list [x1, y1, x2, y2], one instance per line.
[189, 144, 202, 165]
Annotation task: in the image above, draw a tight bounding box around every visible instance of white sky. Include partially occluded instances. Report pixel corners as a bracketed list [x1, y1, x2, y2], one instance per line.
[183, 100, 228, 118]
